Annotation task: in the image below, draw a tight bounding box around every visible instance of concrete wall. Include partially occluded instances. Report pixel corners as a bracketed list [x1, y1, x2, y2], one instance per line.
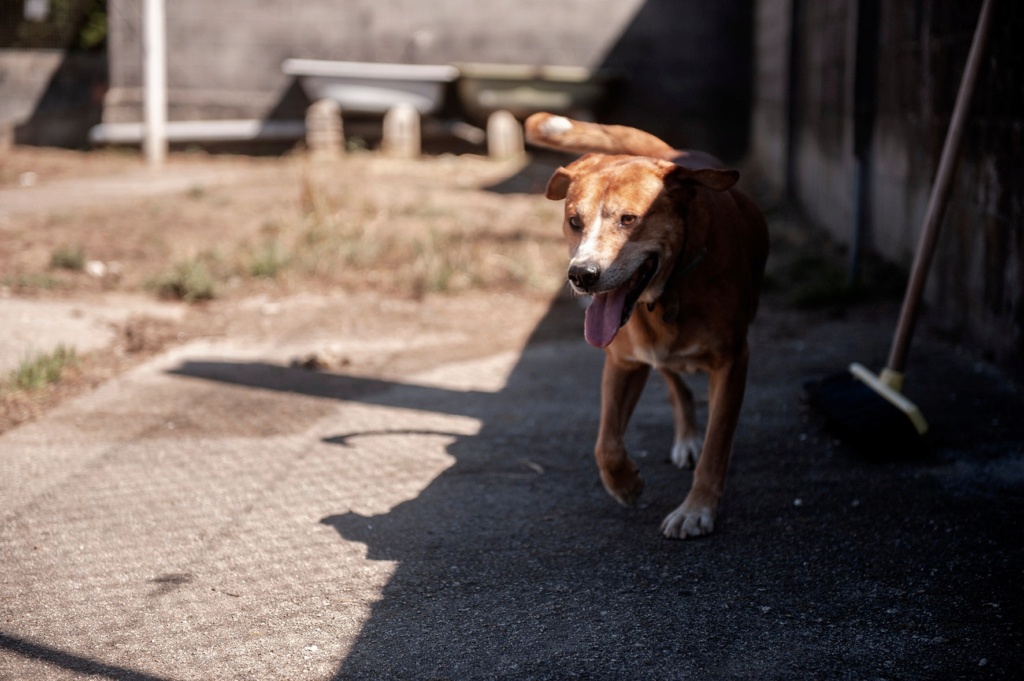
[0, 49, 106, 148]
[0, 50, 65, 125]
[750, 0, 791, 183]
[751, 0, 1024, 372]
[105, 0, 753, 159]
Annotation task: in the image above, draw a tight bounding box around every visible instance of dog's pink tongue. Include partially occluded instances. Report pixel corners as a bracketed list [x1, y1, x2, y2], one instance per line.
[584, 288, 628, 348]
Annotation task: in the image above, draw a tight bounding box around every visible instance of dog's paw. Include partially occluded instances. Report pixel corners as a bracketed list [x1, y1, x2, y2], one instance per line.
[660, 501, 715, 539]
[600, 465, 644, 507]
[670, 435, 702, 469]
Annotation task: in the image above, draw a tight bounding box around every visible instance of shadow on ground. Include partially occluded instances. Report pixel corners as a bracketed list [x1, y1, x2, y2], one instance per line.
[169, 290, 1024, 680]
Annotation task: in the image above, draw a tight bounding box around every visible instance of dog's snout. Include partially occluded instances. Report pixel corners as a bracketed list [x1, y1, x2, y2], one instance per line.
[568, 262, 601, 290]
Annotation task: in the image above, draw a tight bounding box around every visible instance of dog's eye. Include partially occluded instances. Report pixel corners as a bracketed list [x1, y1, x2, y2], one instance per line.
[568, 215, 584, 232]
[620, 214, 638, 227]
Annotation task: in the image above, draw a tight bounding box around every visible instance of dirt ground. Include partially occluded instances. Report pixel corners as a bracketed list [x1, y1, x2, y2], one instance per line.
[0, 145, 575, 432]
[0, 146, 568, 296]
[0, 141, 893, 434]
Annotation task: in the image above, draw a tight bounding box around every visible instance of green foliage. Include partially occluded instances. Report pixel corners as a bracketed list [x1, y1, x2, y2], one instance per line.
[6, 345, 77, 393]
[1, 0, 106, 50]
[50, 244, 86, 271]
[153, 258, 216, 302]
[77, 1, 106, 50]
[247, 240, 288, 279]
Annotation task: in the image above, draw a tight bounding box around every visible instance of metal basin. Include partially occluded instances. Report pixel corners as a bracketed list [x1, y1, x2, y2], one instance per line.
[282, 59, 459, 115]
[454, 63, 619, 121]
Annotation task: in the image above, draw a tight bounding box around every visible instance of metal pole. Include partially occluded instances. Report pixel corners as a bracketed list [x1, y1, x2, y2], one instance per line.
[143, 0, 167, 167]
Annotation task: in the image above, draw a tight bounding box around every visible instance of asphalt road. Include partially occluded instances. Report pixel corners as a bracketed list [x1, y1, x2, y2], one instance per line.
[2, 288, 1023, 680]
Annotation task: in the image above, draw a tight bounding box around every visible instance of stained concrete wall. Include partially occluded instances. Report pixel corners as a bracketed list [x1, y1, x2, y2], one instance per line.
[104, 0, 753, 159]
[0, 49, 106, 148]
[751, 0, 1024, 372]
[0, 49, 64, 147]
[750, 0, 791, 184]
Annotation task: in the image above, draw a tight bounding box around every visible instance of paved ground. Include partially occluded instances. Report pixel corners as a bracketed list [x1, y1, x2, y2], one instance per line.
[1, 151, 1022, 680]
[0, 295, 186, 375]
[1, 279, 1022, 680]
[0, 161, 273, 218]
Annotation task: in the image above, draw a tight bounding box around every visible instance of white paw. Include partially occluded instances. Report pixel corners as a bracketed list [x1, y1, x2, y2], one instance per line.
[539, 115, 573, 136]
[660, 502, 715, 539]
[670, 436, 702, 469]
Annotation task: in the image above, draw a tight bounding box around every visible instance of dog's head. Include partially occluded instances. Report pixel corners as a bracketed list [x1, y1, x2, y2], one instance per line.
[544, 153, 739, 348]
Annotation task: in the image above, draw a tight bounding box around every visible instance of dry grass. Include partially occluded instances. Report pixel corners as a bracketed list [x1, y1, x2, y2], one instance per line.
[0, 148, 571, 432]
[0, 150, 568, 302]
[280, 166, 564, 296]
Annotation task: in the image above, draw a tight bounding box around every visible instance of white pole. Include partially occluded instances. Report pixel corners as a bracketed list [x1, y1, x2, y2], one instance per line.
[143, 0, 167, 167]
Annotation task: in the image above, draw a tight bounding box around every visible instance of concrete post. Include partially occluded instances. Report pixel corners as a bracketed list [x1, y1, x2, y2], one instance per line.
[382, 103, 421, 158]
[487, 110, 524, 161]
[306, 99, 344, 158]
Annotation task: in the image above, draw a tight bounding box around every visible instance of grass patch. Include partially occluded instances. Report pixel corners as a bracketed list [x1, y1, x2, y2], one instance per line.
[409, 229, 477, 294]
[186, 185, 208, 200]
[298, 213, 383, 273]
[293, 176, 388, 275]
[4, 345, 77, 394]
[284, 172, 564, 296]
[50, 244, 86, 271]
[1, 273, 67, 292]
[247, 239, 289, 279]
[152, 258, 217, 302]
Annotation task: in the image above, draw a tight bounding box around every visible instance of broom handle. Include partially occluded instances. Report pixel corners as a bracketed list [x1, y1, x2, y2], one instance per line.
[886, 0, 995, 373]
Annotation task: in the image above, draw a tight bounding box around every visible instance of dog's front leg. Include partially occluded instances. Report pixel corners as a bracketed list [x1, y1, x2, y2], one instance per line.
[594, 357, 650, 506]
[661, 342, 749, 538]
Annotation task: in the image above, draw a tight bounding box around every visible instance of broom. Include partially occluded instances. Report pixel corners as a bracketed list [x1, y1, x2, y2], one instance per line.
[805, 0, 995, 445]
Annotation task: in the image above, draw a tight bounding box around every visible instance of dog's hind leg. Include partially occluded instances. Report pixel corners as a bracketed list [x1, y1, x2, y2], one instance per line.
[594, 358, 650, 506]
[660, 369, 703, 469]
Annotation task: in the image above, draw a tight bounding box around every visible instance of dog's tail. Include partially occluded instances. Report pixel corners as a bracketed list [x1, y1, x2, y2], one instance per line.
[524, 112, 678, 160]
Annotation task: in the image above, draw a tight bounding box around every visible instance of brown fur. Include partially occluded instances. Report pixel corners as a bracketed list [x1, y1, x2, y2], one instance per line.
[526, 112, 769, 538]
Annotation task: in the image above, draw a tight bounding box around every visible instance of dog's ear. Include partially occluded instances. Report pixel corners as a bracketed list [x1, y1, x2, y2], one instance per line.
[667, 166, 740, 193]
[545, 153, 606, 200]
[693, 167, 740, 191]
[545, 167, 572, 200]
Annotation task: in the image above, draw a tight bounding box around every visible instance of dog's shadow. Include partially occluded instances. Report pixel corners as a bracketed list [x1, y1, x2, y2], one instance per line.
[319, 295, 711, 679]
[171, 293, 706, 678]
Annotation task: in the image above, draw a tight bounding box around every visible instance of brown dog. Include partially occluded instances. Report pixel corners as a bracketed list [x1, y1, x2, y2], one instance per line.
[525, 113, 769, 538]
